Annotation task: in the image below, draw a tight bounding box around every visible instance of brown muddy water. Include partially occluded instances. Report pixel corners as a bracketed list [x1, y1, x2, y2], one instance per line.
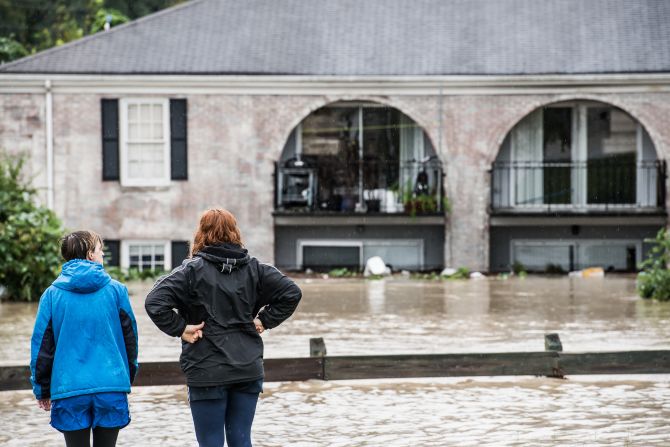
[2, 276, 670, 445]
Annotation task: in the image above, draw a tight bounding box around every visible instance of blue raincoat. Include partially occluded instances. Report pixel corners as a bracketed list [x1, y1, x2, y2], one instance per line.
[30, 259, 138, 400]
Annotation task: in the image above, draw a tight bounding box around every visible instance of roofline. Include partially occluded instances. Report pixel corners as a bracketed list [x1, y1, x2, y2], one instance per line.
[2, 73, 670, 96]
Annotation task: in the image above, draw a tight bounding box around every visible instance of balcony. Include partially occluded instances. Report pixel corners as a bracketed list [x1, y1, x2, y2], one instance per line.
[490, 160, 666, 214]
[275, 158, 445, 216]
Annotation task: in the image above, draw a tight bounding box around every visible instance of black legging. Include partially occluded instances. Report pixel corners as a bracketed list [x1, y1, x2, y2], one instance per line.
[63, 427, 120, 447]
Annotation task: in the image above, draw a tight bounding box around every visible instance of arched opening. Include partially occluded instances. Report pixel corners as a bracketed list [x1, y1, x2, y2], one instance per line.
[489, 100, 666, 273]
[276, 101, 443, 214]
[274, 101, 445, 272]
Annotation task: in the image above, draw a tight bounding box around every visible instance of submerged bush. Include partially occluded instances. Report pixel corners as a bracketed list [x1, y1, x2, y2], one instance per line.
[107, 267, 166, 283]
[0, 155, 63, 301]
[637, 229, 670, 301]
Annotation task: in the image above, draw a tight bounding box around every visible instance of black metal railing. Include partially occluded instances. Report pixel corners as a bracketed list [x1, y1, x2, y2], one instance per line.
[490, 160, 666, 211]
[275, 158, 445, 214]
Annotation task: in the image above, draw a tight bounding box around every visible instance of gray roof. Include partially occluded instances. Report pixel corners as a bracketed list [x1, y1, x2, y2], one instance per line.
[2, 0, 670, 75]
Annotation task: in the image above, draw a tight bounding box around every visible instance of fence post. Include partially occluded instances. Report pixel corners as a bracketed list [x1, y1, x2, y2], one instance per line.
[545, 333, 565, 379]
[310, 337, 327, 358]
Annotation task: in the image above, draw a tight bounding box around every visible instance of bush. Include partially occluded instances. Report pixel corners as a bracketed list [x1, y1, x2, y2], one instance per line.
[637, 228, 670, 301]
[107, 267, 166, 282]
[0, 155, 63, 301]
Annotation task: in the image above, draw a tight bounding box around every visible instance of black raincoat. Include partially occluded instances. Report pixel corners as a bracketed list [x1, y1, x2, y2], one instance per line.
[145, 243, 301, 387]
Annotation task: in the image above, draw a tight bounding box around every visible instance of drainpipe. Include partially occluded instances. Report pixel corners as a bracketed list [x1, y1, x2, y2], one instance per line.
[45, 79, 54, 210]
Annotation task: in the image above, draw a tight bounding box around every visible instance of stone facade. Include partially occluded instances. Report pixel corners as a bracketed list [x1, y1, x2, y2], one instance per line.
[1, 88, 669, 270]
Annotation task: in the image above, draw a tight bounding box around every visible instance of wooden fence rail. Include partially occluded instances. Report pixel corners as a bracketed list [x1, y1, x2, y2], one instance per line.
[2, 335, 670, 392]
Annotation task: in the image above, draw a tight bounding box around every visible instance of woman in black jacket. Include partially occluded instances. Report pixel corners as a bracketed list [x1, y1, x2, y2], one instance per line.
[145, 208, 302, 447]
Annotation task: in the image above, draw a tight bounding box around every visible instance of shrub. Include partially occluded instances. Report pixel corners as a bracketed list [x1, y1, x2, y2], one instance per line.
[107, 267, 166, 282]
[0, 155, 63, 301]
[637, 228, 670, 301]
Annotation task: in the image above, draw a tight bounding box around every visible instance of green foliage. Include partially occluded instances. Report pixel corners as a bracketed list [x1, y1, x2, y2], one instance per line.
[106, 266, 165, 282]
[637, 228, 670, 301]
[512, 261, 526, 275]
[545, 263, 565, 274]
[327, 267, 356, 278]
[448, 267, 470, 280]
[0, 155, 64, 301]
[401, 179, 450, 217]
[89, 8, 129, 33]
[0, 0, 186, 63]
[414, 267, 470, 281]
[410, 271, 441, 280]
[0, 36, 28, 63]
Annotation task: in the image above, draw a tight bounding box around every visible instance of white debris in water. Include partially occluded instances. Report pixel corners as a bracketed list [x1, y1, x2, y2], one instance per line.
[440, 267, 457, 277]
[364, 256, 391, 277]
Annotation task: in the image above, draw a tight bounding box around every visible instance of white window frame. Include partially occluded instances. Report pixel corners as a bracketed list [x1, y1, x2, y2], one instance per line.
[121, 240, 171, 271]
[119, 98, 171, 187]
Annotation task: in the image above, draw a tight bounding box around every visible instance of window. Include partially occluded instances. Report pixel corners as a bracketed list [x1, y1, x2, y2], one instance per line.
[120, 98, 170, 186]
[121, 241, 170, 272]
[494, 101, 661, 209]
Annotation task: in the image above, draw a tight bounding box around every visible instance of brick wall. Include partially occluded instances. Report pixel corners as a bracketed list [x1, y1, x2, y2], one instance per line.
[2, 89, 669, 270]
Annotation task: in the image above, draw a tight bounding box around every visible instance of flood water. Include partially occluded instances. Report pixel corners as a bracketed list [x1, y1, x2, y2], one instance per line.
[2, 276, 670, 445]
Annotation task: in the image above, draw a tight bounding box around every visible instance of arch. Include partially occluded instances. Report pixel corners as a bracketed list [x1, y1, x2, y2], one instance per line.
[275, 98, 445, 215]
[488, 95, 662, 166]
[275, 96, 442, 163]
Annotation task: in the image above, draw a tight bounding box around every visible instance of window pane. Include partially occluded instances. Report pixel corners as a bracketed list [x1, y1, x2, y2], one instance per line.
[128, 104, 139, 122]
[129, 123, 140, 140]
[543, 108, 571, 204]
[140, 104, 152, 123]
[587, 108, 636, 204]
[139, 121, 152, 139]
[301, 107, 360, 210]
[152, 122, 163, 140]
[127, 143, 165, 179]
[152, 104, 162, 122]
[362, 107, 400, 191]
[154, 245, 164, 255]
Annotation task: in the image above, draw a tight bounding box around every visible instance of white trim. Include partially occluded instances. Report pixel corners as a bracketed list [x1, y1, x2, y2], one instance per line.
[121, 240, 171, 271]
[2, 73, 670, 95]
[119, 98, 171, 187]
[44, 79, 54, 210]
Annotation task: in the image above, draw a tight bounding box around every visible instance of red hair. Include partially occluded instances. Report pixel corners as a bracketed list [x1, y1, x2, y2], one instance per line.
[191, 208, 243, 256]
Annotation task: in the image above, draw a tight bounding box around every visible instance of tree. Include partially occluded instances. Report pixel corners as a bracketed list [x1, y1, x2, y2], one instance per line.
[0, 36, 28, 63]
[0, 155, 63, 302]
[0, 0, 187, 63]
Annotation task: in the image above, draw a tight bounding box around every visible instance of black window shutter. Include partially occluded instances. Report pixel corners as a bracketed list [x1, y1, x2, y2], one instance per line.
[170, 99, 188, 180]
[171, 240, 190, 268]
[104, 240, 120, 267]
[101, 99, 120, 181]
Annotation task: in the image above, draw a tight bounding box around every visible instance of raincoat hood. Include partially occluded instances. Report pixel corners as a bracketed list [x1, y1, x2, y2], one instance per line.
[53, 259, 111, 293]
[195, 243, 250, 274]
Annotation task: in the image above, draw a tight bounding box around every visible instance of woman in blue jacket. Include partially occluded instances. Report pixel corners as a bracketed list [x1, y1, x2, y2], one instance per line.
[30, 230, 139, 447]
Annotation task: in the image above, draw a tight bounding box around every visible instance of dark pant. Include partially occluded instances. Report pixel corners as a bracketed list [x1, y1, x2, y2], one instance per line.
[189, 390, 259, 447]
[63, 427, 120, 447]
